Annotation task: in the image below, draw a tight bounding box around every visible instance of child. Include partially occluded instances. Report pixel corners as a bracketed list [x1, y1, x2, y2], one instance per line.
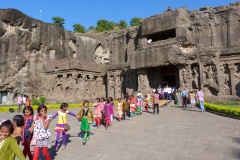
[189, 89, 196, 109]
[77, 100, 94, 145]
[22, 106, 34, 160]
[51, 103, 77, 151]
[93, 102, 102, 129]
[136, 96, 142, 115]
[103, 99, 111, 130]
[116, 98, 123, 121]
[0, 120, 26, 160]
[122, 98, 130, 121]
[30, 104, 51, 160]
[108, 97, 114, 125]
[144, 95, 149, 112]
[12, 115, 24, 145]
[25, 96, 31, 107]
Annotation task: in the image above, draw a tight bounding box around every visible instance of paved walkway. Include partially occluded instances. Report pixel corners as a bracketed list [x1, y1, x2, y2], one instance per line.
[5, 104, 240, 160]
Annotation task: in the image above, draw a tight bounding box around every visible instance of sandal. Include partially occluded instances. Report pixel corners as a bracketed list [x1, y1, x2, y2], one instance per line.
[61, 146, 66, 150]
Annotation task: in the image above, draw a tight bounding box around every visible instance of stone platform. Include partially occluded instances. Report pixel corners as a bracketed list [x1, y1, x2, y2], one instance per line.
[6, 104, 240, 160]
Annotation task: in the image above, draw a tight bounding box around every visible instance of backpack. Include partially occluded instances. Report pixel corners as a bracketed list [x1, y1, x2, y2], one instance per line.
[9, 108, 15, 113]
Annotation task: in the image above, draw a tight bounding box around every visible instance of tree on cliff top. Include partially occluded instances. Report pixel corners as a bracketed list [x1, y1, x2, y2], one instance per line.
[73, 23, 86, 33]
[95, 19, 115, 32]
[118, 20, 128, 29]
[52, 16, 65, 28]
[130, 17, 142, 26]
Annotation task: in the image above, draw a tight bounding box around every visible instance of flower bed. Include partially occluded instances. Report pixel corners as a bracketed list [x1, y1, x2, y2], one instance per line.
[0, 103, 88, 113]
[202, 102, 240, 117]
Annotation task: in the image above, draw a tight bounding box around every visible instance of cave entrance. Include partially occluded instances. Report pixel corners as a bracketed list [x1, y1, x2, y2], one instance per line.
[0, 92, 8, 104]
[147, 28, 176, 42]
[161, 65, 178, 87]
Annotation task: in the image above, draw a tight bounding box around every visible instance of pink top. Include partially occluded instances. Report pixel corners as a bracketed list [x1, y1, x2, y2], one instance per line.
[94, 105, 102, 117]
[196, 91, 204, 101]
[137, 99, 142, 106]
[152, 94, 159, 104]
[18, 96, 23, 104]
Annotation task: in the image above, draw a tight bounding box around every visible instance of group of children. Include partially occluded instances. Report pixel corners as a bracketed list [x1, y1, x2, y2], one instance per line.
[0, 95, 151, 160]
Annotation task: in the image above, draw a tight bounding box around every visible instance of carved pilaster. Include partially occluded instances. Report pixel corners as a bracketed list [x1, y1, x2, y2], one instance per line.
[229, 64, 236, 95]
[88, 75, 94, 99]
[107, 72, 115, 98]
[81, 74, 87, 100]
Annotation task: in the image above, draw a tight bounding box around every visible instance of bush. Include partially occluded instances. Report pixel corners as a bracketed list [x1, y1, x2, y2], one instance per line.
[39, 96, 46, 104]
[32, 99, 40, 105]
[198, 102, 240, 117]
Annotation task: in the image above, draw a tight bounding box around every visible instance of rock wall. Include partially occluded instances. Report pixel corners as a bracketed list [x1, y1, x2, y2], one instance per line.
[1, 3, 240, 104]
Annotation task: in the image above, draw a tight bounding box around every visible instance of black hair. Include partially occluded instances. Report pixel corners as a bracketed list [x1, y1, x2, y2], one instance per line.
[83, 100, 89, 105]
[144, 95, 147, 97]
[60, 103, 68, 109]
[37, 104, 47, 114]
[118, 98, 122, 100]
[101, 97, 105, 101]
[0, 120, 14, 134]
[106, 99, 110, 104]
[155, 90, 158, 94]
[95, 98, 100, 102]
[23, 106, 34, 116]
[109, 97, 113, 102]
[13, 115, 24, 127]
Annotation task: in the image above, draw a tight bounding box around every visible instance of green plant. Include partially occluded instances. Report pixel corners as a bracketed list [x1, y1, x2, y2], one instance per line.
[39, 95, 46, 104]
[32, 98, 40, 105]
[56, 100, 61, 104]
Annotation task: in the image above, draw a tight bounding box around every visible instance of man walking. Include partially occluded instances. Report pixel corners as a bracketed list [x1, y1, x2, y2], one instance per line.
[181, 88, 189, 108]
[17, 94, 23, 113]
[196, 88, 205, 112]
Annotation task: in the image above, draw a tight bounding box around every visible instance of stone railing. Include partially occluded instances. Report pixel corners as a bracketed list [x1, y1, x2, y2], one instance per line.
[139, 36, 188, 50]
[45, 58, 107, 73]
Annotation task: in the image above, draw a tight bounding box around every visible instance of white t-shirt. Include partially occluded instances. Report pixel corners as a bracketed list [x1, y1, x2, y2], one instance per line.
[23, 97, 26, 104]
[167, 88, 172, 94]
[137, 93, 143, 98]
[152, 89, 156, 93]
[147, 39, 152, 44]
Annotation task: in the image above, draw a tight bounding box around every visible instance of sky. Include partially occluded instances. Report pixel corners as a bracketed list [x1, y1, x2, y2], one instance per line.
[1, 0, 236, 32]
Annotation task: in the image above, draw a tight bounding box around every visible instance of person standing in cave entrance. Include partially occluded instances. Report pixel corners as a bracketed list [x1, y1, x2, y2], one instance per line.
[17, 94, 23, 113]
[181, 87, 189, 108]
[196, 88, 205, 112]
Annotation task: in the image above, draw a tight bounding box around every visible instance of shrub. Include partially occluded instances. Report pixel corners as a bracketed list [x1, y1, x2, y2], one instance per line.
[199, 102, 240, 117]
[32, 99, 40, 105]
[39, 95, 46, 104]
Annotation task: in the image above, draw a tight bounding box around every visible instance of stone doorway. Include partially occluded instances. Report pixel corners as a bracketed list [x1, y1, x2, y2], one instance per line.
[147, 65, 179, 89]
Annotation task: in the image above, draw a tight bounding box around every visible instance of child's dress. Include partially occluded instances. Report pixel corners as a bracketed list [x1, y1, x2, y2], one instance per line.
[93, 104, 102, 127]
[117, 102, 123, 120]
[22, 115, 33, 159]
[32, 115, 52, 147]
[136, 98, 142, 115]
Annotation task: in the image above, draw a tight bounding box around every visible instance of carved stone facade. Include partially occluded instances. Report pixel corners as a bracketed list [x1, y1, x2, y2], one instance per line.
[1, 3, 240, 104]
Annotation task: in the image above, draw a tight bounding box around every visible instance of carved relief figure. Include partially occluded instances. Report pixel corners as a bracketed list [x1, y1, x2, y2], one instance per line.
[76, 76, 83, 98]
[222, 64, 231, 95]
[234, 64, 240, 96]
[192, 67, 199, 89]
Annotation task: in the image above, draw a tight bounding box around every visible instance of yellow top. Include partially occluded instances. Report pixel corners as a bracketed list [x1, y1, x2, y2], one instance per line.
[57, 110, 69, 124]
[189, 92, 195, 99]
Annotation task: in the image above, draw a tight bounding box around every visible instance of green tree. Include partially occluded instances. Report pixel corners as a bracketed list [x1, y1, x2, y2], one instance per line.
[95, 20, 115, 32]
[119, 20, 127, 29]
[130, 17, 142, 26]
[73, 23, 86, 33]
[52, 16, 65, 28]
[88, 26, 95, 31]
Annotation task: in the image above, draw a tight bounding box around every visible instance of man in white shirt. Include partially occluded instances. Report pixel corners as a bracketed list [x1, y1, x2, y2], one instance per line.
[137, 91, 143, 99]
[167, 87, 173, 100]
[147, 39, 152, 44]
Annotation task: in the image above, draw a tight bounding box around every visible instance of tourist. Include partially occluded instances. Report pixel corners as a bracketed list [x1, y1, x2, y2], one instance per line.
[181, 88, 189, 108]
[137, 91, 143, 102]
[122, 98, 130, 121]
[31, 104, 52, 160]
[159, 88, 165, 100]
[163, 86, 168, 100]
[108, 97, 115, 125]
[129, 95, 137, 119]
[12, 115, 24, 145]
[100, 97, 105, 124]
[189, 89, 196, 109]
[167, 86, 173, 100]
[0, 120, 26, 160]
[116, 98, 123, 121]
[144, 95, 149, 112]
[17, 94, 23, 113]
[136, 96, 143, 115]
[23, 95, 27, 108]
[93, 100, 102, 128]
[22, 107, 34, 160]
[196, 88, 205, 112]
[152, 90, 160, 115]
[51, 103, 77, 151]
[147, 39, 152, 44]
[172, 86, 177, 100]
[25, 96, 31, 108]
[103, 99, 111, 129]
[77, 100, 94, 145]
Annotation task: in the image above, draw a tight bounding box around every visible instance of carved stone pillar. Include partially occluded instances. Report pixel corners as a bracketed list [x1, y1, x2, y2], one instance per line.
[88, 75, 94, 99]
[229, 64, 236, 95]
[217, 64, 224, 96]
[198, 62, 204, 90]
[96, 76, 104, 98]
[81, 74, 87, 100]
[107, 73, 114, 98]
[72, 73, 78, 101]
[114, 73, 122, 99]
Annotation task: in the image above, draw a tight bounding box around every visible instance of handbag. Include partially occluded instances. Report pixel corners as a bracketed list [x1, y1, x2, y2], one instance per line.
[61, 116, 70, 131]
